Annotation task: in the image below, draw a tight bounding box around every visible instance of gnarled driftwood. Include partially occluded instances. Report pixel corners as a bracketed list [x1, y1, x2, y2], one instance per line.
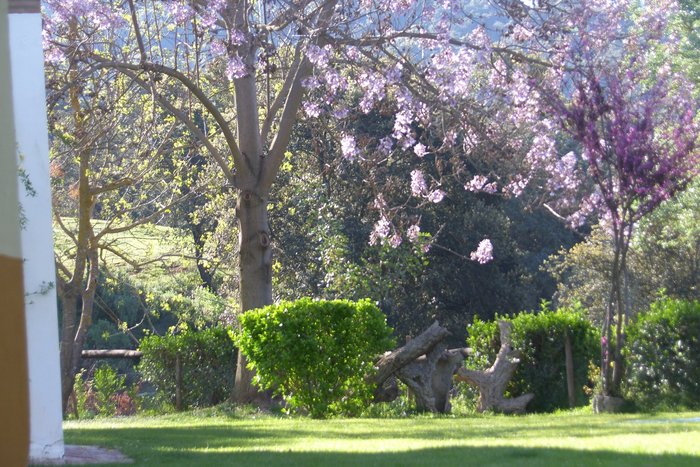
[455, 320, 533, 413]
[371, 321, 470, 413]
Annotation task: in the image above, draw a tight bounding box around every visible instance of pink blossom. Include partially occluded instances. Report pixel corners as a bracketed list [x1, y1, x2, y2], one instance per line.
[505, 176, 529, 198]
[410, 170, 428, 197]
[323, 69, 347, 93]
[373, 194, 387, 210]
[389, 233, 403, 248]
[374, 217, 391, 239]
[332, 107, 349, 119]
[413, 143, 428, 158]
[306, 45, 331, 69]
[301, 76, 321, 90]
[209, 40, 227, 57]
[470, 239, 494, 264]
[359, 72, 387, 113]
[427, 189, 445, 203]
[340, 134, 359, 161]
[465, 175, 498, 194]
[407, 224, 421, 243]
[378, 137, 393, 155]
[230, 30, 247, 46]
[303, 102, 322, 118]
[392, 110, 414, 147]
[226, 56, 248, 79]
[168, 2, 195, 23]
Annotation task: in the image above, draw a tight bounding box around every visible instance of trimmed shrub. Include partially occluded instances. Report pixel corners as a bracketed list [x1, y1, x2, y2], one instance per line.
[624, 298, 700, 410]
[465, 302, 600, 412]
[138, 325, 236, 410]
[235, 298, 395, 417]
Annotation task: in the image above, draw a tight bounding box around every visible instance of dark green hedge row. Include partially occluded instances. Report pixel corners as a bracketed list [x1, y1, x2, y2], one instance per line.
[625, 298, 700, 410]
[466, 303, 600, 412]
[138, 326, 236, 409]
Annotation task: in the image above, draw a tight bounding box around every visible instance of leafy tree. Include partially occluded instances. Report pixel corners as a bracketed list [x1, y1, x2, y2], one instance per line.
[548, 180, 700, 325]
[45, 13, 200, 410]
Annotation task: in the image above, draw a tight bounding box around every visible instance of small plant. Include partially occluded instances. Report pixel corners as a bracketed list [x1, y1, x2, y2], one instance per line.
[70, 365, 135, 418]
[92, 364, 126, 416]
[235, 298, 395, 418]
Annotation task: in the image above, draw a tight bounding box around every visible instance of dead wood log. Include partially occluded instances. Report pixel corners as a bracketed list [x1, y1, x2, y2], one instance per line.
[81, 349, 143, 359]
[397, 345, 470, 412]
[371, 321, 470, 413]
[372, 321, 450, 387]
[455, 320, 533, 414]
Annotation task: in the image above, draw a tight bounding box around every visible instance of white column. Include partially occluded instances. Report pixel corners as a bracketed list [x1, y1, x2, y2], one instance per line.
[9, 5, 65, 463]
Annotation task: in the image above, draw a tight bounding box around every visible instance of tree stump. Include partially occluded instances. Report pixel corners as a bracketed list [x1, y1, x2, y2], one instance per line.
[455, 320, 533, 414]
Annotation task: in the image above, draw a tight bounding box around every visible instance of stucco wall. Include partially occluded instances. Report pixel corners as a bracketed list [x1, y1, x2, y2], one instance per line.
[0, 1, 30, 465]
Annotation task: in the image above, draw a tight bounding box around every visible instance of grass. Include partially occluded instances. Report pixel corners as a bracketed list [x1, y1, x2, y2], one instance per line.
[63, 407, 700, 466]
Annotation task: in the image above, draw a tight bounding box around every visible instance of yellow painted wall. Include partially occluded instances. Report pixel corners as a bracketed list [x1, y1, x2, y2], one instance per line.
[0, 0, 30, 465]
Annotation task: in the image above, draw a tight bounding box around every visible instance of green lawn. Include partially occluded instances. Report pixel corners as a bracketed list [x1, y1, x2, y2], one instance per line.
[63, 409, 700, 466]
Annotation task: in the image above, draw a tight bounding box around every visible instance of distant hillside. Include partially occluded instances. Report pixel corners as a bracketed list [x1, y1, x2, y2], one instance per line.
[53, 218, 196, 276]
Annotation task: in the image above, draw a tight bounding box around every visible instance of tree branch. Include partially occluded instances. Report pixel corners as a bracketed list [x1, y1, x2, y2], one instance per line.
[90, 57, 240, 181]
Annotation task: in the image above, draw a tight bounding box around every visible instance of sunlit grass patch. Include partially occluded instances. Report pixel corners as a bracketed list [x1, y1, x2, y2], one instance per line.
[63, 409, 700, 466]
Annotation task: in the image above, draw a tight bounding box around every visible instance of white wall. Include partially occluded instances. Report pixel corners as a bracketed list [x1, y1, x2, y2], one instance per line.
[9, 12, 65, 463]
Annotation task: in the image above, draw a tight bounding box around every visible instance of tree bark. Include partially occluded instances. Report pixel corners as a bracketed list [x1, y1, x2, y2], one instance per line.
[372, 321, 451, 388]
[455, 321, 533, 414]
[58, 285, 79, 412]
[231, 190, 273, 403]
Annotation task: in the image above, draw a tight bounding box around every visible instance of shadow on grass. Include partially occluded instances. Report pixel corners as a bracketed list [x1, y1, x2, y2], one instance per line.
[63, 423, 700, 467]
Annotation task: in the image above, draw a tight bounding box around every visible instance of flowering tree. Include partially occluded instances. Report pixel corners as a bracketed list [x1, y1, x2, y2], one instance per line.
[539, 1, 699, 398]
[43, 0, 569, 402]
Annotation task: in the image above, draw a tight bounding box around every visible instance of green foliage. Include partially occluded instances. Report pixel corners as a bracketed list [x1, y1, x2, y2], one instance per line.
[624, 298, 700, 410]
[465, 303, 600, 412]
[138, 326, 236, 410]
[235, 298, 395, 417]
[72, 365, 136, 418]
[93, 364, 127, 417]
[547, 182, 700, 326]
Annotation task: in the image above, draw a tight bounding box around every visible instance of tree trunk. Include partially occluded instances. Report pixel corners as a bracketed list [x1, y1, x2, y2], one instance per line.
[58, 286, 79, 412]
[372, 321, 451, 388]
[231, 190, 273, 403]
[455, 321, 533, 413]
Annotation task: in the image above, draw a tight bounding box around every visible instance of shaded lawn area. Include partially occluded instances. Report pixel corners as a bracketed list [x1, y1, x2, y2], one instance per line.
[63, 410, 700, 466]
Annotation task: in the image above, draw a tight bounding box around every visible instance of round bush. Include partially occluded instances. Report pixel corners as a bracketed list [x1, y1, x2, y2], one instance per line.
[624, 298, 700, 410]
[235, 298, 395, 417]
